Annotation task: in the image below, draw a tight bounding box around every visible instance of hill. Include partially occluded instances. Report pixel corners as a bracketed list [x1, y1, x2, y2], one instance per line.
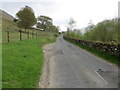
[0, 9, 14, 21]
[1, 9, 19, 32]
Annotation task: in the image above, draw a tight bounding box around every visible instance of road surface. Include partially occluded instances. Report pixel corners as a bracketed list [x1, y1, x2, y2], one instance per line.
[39, 36, 119, 88]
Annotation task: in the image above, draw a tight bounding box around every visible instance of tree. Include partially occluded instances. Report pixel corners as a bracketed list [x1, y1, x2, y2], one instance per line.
[67, 17, 76, 31]
[49, 25, 58, 33]
[37, 15, 53, 31]
[16, 6, 37, 30]
[67, 17, 76, 35]
[85, 20, 95, 31]
[83, 18, 119, 44]
[57, 26, 60, 32]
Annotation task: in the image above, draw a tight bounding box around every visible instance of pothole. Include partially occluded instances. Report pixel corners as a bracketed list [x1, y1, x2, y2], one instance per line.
[67, 45, 71, 47]
[67, 45, 75, 50]
[95, 68, 118, 84]
[53, 49, 64, 55]
[96, 68, 106, 73]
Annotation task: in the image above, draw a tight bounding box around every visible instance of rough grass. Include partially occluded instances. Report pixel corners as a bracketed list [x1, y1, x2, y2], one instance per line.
[64, 38, 119, 66]
[2, 17, 54, 43]
[2, 36, 56, 88]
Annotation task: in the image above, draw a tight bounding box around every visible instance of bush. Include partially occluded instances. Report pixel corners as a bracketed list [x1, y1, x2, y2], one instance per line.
[54, 33, 58, 37]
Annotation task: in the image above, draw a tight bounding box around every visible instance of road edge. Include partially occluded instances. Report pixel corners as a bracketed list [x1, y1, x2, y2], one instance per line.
[38, 43, 55, 88]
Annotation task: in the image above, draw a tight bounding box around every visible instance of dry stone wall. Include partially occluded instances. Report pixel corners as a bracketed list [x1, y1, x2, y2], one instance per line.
[64, 36, 120, 56]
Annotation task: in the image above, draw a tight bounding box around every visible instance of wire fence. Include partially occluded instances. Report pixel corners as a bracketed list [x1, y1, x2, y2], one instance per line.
[2, 28, 52, 43]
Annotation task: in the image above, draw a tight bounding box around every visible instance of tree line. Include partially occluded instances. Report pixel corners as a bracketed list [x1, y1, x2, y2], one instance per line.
[66, 18, 120, 45]
[14, 6, 59, 33]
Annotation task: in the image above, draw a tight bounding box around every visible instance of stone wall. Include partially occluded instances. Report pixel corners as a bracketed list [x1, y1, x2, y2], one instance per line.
[64, 36, 120, 56]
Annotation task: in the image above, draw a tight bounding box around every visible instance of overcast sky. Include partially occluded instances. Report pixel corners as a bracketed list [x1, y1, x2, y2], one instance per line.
[1, 0, 119, 32]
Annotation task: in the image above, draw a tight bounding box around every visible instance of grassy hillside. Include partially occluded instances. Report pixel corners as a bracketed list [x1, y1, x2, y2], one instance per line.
[0, 10, 14, 21]
[2, 10, 57, 88]
[1, 10, 18, 31]
[2, 10, 24, 43]
[1, 10, 54, 43]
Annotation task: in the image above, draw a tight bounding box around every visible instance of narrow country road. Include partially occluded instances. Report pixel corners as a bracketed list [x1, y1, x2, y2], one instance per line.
[40, 36, 118, 88]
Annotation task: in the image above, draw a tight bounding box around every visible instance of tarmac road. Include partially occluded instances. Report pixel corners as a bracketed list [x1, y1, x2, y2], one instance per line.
[40, 36, 118, 88]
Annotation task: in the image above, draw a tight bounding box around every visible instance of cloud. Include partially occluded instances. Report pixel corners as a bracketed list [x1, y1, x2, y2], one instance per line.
[30, 2, 59, 17]
[1, 0, 119, 31]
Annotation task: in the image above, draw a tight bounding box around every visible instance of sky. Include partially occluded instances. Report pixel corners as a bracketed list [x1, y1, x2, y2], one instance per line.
[0, 0, 119, 32]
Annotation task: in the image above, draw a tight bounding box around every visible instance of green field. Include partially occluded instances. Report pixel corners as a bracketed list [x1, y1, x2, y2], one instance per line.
[2, 36, 56, 88]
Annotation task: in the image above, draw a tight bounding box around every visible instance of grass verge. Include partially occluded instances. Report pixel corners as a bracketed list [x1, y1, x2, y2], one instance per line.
[64, 38, 119, 66]
[2, 36, 56, 88]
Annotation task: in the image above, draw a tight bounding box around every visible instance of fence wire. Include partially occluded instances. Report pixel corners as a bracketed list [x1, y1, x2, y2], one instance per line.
[2, 29, 52, 43]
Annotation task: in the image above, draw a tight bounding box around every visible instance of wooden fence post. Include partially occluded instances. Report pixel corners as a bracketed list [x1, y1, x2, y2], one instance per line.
[6, 28, 10, 43]
[28, 30, 29, 39]
[36, 31, 37, 38]
[19, 29, 22, 41]
[32, 31, 33, 38]
[30, 30, 32, 38]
